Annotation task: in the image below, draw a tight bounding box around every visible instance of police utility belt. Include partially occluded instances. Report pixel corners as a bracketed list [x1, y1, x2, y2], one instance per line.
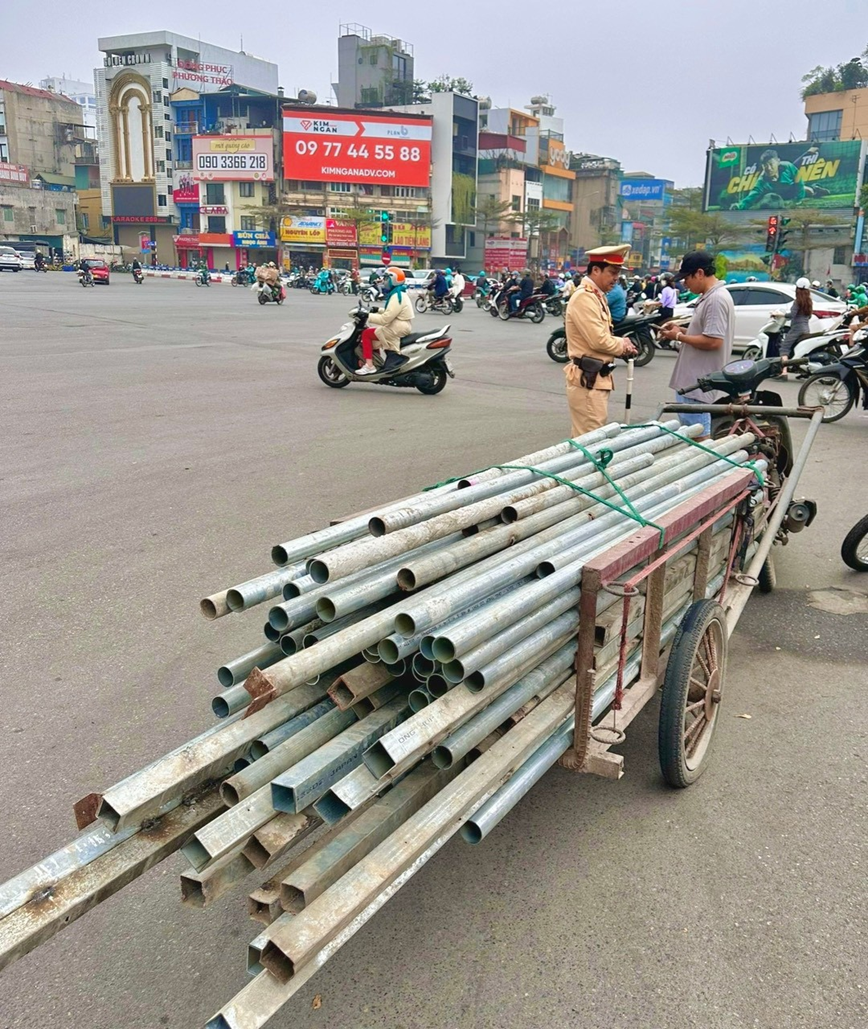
[572, 355, 617, 389]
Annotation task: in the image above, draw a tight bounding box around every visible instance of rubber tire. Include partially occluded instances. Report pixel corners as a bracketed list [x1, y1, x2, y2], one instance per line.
[631, 330, 655, 367]
[529, 302, 545, 324]
[258, 292, 267, 305]
[317, 356, 351, 388]
[489, 304, 500, 318]
[658, 599, 727, 788]
[416, 364, 448, 395]
[414, 295, 428, 313]
[309, 285, 319, 295]
[758, 551, 776, 593]
[453, 297, 463, 313]
[476, 295, 486, 308]
[798, 372, 856, 423]
[841, 513, 868, 571]
[742, 345, 762, 361]
[546, 331, 568, 363]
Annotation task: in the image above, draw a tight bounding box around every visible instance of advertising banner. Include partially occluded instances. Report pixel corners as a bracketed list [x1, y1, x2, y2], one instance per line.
[173, 235, 201, 249]
[283, 108, 432, 188]
[0, 162, 29, 185]
[173, 174, 200, 203]
[192, 136, 274, 182]
[358, 221, 431, 249]
[619, 179, 666, 201]
[232, 230, 276, 248]
[705, 141, 862, 211]
[325, 219, 357, 246]
[280, 216, 326, 244]
[173, 60, 233, 89]
[484, 236, 529, 271]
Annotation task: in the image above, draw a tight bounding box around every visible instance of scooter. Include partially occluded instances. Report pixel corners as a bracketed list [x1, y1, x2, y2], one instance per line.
[255, 281, 285, 306]
[318, 305, 455, 395]
[797, 341, 868, 422]
[310, 273, 336, 295]
[132, 267, 144, 284]
[77, 267, 94, 287]
[194, 268, 211, 287]
[543, 293, 565, 318]
[415, 291, 454, 315]
[545, 310, 661, 366]
[742, 312, 854, 375]
[496, 290, 547, 323]
[231, 268, 254, 287]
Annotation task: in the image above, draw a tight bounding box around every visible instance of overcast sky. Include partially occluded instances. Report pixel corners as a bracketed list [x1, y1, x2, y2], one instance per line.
[1, 0, 865, 185]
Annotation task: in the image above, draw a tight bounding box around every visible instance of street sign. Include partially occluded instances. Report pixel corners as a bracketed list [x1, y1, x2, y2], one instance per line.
[381, 248, 391, 266]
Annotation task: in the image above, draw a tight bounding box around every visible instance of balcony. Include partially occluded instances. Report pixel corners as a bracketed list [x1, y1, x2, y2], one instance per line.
[175, 160, 193, 170]
[174, 122, 200, 136]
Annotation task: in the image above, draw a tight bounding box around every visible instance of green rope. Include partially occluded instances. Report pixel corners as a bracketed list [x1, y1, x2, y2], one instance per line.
[628, 423, 765, 485]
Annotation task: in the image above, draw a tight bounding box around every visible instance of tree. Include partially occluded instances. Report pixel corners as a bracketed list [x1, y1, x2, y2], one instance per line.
[667, 208, 749, 250]
[800, 51, 868, 98]
[412, 79, 430, 104]
[427, 75, 475, 97]
[509, 208, 561, 265]
[475, 195, 513, 237]
[749, 211, 845, 278]
[840, 57, 868, 90]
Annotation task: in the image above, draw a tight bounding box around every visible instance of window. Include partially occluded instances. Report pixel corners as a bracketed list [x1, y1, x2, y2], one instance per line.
[329, 182, 351, 192]
[833, 246, 847, 265]
[157, 194, 167, 207]
[527, 197, 541, 213]
[153, 90, 162, 104]
[370, 52, 378, 65]
[0, 142, 8, 162]
[155, 125, 163, 138]
[2, 206, 13, 222]
[808, 109, 842, 142]
[511, 194, 521, 212]
[80, 212, 89, 230]
[240, 216, 257, 230]
[205, 183, 225, 204]
[393, 186, 419, 198]
[165, 131, 171, 142]
[239, 181, 255, 197]
[468, 231, 476, 248]
[163, 77, 169, 89]
[164, 113, 171, 121]
[156, 160, 165, 172]
[208, 216, 226, 233]
[55, 208, 66, 225]
[166, 148, 172, 162]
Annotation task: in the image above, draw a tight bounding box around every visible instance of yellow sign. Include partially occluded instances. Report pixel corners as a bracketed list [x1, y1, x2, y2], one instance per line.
[206, 138, 257, 153]
[358, 221, 431, 249]
[280, 216, 326, 244]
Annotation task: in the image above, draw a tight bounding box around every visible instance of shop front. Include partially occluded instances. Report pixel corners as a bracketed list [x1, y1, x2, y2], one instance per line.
[358, 222, 431, 269]
[232, 230, 278, 267]
[281, 216, 329, 271]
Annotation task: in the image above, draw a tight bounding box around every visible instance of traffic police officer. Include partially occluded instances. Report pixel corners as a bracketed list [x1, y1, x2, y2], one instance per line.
[564, 244, 637, 436]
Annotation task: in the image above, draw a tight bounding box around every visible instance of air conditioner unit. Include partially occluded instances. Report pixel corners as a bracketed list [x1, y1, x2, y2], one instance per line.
[30, 224, 38, 233]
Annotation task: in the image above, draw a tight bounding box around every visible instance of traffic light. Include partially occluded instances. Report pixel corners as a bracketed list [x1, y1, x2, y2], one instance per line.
[765, 215, 779, 252]
[380, 210, 392, 244]
[778, 217, 791, 252]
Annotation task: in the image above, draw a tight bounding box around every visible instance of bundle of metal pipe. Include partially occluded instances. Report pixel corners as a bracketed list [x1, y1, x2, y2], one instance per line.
[0, 421, 767, 1028]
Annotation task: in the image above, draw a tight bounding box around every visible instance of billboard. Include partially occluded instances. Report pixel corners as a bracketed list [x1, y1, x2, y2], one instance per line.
[192, 136, 274, 182]
[111, 183, 155, 218]
[359, 222, 431, 249]
[283, 108, 432, 188]
[0, 162, 29, 186]
[281, 216, 326, 245]
[705, 141, 862, 211]
[173, 173, 200, 203]
[484, 236, 529, 272]
[173, 59, 233, 89]
[233, 230, 275, 248]
[620, 179, 666, 201]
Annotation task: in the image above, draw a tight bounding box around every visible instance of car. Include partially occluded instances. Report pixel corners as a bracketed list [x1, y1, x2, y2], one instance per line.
[0, 245, 23, 271]
[15, 250, 35, 269]
[403, 267, 436, 290]
[672, 282, 847, 351]
[83, 259, 110, 285]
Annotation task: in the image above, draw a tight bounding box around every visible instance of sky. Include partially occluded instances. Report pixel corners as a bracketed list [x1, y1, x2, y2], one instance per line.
[1, 0, 866, 186]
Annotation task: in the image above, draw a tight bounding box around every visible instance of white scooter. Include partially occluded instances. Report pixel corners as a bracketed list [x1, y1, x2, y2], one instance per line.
[742, 311, 854, 375]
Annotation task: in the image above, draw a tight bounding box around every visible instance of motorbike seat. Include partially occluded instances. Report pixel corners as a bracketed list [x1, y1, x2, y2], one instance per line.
[399, 326, 450, 347]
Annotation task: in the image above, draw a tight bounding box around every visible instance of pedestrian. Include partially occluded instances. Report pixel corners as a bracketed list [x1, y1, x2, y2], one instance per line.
[659, 251, 734, 438]
[657, 273, 679, 322]
[564, 244, 638, 436]
[774, 276, 813, 379]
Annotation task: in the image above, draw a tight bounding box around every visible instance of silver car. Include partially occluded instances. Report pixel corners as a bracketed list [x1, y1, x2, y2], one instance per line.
[0, 245, 23, 272]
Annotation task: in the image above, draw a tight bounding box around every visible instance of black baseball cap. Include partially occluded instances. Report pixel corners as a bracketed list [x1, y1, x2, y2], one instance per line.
[674, 250, 716, 281]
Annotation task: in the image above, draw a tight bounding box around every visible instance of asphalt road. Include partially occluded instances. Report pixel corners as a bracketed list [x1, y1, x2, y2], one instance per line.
[1, 273, 866, 1029]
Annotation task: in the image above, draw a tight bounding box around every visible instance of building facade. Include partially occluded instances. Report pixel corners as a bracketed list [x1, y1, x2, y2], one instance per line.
[94, 31, 278, 262]
[39, 76, 97, 133]
[569, 153, 622, 256]
[333, 24, 414, 109]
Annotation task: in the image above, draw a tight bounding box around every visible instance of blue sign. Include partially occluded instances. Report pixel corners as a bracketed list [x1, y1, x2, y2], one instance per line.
[620, 221, 634, 243]
[232, 230, 276, 248]
[619, 179, 666, 201]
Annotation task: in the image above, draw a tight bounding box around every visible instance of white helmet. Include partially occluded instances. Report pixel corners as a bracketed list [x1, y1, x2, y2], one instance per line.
[811, 280, 821, 288]
[795, 276, 811, 289]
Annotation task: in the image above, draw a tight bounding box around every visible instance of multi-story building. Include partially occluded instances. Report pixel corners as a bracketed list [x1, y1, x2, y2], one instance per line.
[333, 24, 415, 109]
[94, 31, 278, 261]
[39, 76, 97, 133]
[0, 79, 84, 255]
[569, 153, 622, 256]
[525, 97, 574, 269]
[619, 173, 673, 269]
[280, 103, 434, 270]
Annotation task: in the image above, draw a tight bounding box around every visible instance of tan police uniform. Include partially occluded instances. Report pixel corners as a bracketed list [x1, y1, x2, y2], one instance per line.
[564, 245, 631, 436]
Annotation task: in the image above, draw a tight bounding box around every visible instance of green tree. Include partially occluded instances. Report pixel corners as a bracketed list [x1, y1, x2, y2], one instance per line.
[667, 208, 749, 250]
[475, 195, 513, 237]
[509, 208, 561, 265]
[412, 79, 430, 103]
[427, 75, 475, 97]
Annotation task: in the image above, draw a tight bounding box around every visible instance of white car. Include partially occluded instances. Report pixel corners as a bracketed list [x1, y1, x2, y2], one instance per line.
[403, 268, 436, 290]
[0, 245, 23, 272]
[15, 250, 35, 269]
[672, 283, 847, 351]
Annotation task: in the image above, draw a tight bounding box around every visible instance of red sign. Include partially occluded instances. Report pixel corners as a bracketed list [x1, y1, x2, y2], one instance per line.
[0, 162, 29, 185]
[114, 215, 170, 223]
[283, 107, 432, 188]
[173, 176, 200, 203]
[381, 252, 391, 266]
[173, 235, 201, 249]
[325, 219, 357, 247]
[484, 236, 529, 272]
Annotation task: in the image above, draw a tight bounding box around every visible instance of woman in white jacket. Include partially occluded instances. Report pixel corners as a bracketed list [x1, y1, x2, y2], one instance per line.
[357, 268, 415, 375]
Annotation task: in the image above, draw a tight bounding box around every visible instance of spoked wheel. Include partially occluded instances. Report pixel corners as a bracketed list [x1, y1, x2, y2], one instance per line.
[497, 302, 511, 321]
[528, 302, 545, 324]
[841, 513, 868, 572]
[631, 329, 655, 366]
[798, 373, 856, 422]
[414, 296, 428, 314]
[658, 600, 728, 788]
[546, 330, 568, 363]
[317, 356, 351, 388]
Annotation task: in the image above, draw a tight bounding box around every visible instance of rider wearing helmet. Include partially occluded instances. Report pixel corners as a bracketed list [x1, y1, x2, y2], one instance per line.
[357, 268, 415, 375]
[825, 278, 839, 299]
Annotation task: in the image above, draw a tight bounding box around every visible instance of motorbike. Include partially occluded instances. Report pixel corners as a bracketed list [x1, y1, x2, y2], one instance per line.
[310, 274, 336, 295]
[78, 267, 95, 287]
[318, 305, 455, 395]
[543, 293, 565, 318]
[742, 312, 853, 375]
[231, 268, 255, 287]
[496, 290, 547, 324]
[473, 281, 491, 308]
[545, 310, 660, 366]
[194, 268, 211, 287]
[415, 291, 454, 316]
[255, 281, 286, 306]
[797, 341, 868, 422]
[841, 512, 868, 572]
[132, 267, 144, 284]
[34, 259, 48, 274]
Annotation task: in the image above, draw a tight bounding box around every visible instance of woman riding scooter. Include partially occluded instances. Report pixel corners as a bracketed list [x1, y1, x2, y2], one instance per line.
[357, 268, 414, 375]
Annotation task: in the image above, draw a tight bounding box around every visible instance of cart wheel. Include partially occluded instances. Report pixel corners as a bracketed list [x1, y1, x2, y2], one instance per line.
[658, 599, 728, 788]
[758, 551, 776, 593]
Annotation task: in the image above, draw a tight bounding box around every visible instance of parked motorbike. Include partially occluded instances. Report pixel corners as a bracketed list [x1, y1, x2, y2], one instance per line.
[841, 513, 868, 572]
[318, 306, 455, 394]
[194, 268, 211, 287]
[255, 281, 286, 306]
[78, 268, 94, 287]
[495, 290, 547, 324]
[545, 310, 659, 366]
[797, 341, 868, 422]
[132, 267, 144, 284]
[415, 291, 454, 315]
